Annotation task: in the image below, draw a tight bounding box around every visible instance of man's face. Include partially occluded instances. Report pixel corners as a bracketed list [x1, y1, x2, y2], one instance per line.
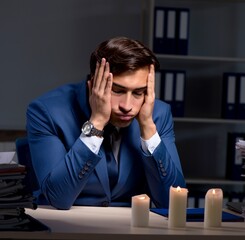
[109, 66, 149, 128]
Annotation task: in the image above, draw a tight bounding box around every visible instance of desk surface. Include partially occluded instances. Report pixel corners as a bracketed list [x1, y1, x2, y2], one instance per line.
[1, 206, 245, 240]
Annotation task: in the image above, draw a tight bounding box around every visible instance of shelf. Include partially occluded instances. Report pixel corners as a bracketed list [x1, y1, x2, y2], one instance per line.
[147, 0, 245, 60]
[186, 178, 245, 186]
[147, 0, 245, 192]
[173, 118, 245, 124]
[155, 54, 245, 64]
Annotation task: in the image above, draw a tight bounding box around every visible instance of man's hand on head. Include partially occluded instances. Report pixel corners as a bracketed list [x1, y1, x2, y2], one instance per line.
[137, 65, 157, 140]
[87, 58, 113, 130]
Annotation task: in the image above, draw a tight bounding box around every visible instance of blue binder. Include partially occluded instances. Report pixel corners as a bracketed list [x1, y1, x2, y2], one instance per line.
[153, 7, 166, 54]
[164, 8, 178, 54]
[221, 73, 238, 119]
[153, 7, 178, 54]
[160, 70, 175, 108]
[173, 71, 186, 117]
[154, 70, 162, 99]
[153, 7, 190, 55]
[176, 8, 190, 55]
[237, 74, 245, 119]
[160, 70, 186, 117]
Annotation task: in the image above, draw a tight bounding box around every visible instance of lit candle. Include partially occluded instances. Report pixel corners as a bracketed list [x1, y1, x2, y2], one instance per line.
[204, 188, 223, 228]
[131, 194, 150, 227]
[168, 186, 188, 228]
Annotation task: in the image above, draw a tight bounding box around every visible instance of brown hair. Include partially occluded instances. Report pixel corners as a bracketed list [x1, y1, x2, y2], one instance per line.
[90, 36, 160, 77]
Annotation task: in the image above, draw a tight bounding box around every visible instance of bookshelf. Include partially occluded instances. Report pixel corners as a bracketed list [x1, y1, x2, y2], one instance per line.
[142, 0, 245, 203]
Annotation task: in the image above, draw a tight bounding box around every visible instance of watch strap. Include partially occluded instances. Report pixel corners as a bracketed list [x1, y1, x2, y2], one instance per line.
[90, 127, 104, 138]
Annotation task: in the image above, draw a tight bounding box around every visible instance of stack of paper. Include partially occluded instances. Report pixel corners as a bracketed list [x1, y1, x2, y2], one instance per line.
[0, 162, 37, 230]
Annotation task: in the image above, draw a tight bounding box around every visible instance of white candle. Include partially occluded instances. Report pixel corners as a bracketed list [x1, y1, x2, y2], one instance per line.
[204, 188, 223, 228]
[168, 186, 188, 228]
[131, 194, 150, 227]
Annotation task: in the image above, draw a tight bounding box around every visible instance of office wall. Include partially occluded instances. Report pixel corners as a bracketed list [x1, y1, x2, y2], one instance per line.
[0, 0, 143, 129]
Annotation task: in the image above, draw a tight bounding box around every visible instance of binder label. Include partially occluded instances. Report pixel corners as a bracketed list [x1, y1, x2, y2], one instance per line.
[155, 10, 164, 38]
[240, 76, 245, 104]
[227, 76, 236, 104]
[167, 11, 176, 39]
[164, 73, 174, 101]
[155, 71, 162, 99]
[175, 73, 185, 101]
[179, 11, 188, 40]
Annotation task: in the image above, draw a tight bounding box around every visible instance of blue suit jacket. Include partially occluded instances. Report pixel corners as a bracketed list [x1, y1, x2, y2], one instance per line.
[26, 80, 185, 209]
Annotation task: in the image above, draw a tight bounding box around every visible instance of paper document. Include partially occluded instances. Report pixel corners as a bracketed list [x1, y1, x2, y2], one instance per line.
[236, 140, 245, 150]
[0, 151, 16, 164]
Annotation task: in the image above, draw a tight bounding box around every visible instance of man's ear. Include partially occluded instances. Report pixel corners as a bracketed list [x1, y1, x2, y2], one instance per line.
[86, 74, 94, 86]
[90, 76, 94, 87]
[86, 74, 91, 81]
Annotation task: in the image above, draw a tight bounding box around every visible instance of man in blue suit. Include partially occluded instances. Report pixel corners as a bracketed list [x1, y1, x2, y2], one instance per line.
[26, 36, 185, 210]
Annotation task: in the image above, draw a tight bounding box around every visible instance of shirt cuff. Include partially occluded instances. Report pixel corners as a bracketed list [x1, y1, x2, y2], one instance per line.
[80, 133, 103, 154]
[141, 132, 161, 154]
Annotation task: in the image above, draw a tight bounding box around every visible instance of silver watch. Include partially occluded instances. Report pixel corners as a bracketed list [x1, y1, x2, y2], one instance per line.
[81, 121, 104, 137]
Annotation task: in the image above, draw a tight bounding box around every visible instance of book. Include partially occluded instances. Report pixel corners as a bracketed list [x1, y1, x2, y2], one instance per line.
[0, 164, 26, 174]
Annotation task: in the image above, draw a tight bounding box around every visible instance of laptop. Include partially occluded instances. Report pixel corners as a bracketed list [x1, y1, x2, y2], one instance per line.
[226, 202, 245, 214]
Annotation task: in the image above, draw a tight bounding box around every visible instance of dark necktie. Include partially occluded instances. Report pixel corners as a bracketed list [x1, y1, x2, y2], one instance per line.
[104, 124, 119, 190]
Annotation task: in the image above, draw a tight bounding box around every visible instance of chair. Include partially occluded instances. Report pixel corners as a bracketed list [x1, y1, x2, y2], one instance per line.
[15, 137, 40, 194]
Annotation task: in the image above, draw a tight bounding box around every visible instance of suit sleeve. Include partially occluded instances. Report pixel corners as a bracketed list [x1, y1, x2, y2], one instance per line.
[26, 100, 101, 210]
[141, 102, 186, 208]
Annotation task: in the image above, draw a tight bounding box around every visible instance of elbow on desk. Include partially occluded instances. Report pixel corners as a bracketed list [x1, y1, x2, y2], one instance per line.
[42, 188, 74, 210]
[40, 177, 77, 210]
[48, 197, 73, 210]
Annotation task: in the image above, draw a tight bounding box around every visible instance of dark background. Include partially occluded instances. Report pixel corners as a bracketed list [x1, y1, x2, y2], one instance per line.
[0, 0, 143, 129]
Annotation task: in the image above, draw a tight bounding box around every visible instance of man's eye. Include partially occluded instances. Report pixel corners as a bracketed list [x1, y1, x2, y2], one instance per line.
[133, 90, 146, 96]
[112, 89, 124, 94]
[133, 91, 145, 96]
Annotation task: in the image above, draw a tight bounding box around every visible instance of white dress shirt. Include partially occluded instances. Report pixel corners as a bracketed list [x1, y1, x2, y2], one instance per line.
[80, 131, 161, 159]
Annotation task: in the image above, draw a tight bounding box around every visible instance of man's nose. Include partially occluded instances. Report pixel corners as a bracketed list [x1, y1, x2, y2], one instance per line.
[119, 94, 133, 112]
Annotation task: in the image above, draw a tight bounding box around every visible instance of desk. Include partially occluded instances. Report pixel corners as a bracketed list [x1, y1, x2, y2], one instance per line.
[1, 206, 245, 240]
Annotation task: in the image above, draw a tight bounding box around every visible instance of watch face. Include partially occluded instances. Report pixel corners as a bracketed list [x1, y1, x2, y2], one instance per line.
[82, 121, 103, 137]
[82, 122, 92, 135]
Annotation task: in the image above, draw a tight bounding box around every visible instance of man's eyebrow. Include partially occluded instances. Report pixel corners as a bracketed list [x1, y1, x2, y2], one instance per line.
[112, 82, 147, 91]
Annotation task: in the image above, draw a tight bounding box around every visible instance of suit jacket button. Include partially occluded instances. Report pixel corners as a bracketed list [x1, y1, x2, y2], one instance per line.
[101, 201, 109, 207]
[78, 173, 83, 179]
[86, 161, 92, 166]
[161, 168, 167, 176]
[78, 170, 86, 179]
[84, 165, 89, 171]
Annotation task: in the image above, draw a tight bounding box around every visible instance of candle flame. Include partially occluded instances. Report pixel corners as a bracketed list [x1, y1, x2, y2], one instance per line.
[139, 196, 145, 200]
[212, 189, 216, 195]
[177, 186, 181, 192]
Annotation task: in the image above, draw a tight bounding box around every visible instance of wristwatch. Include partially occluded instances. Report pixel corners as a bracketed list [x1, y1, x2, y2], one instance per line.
[81, 121, 104, 137]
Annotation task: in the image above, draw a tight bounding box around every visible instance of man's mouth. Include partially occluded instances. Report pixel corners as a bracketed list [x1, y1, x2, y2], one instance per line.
[117, 114, 133, 121]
